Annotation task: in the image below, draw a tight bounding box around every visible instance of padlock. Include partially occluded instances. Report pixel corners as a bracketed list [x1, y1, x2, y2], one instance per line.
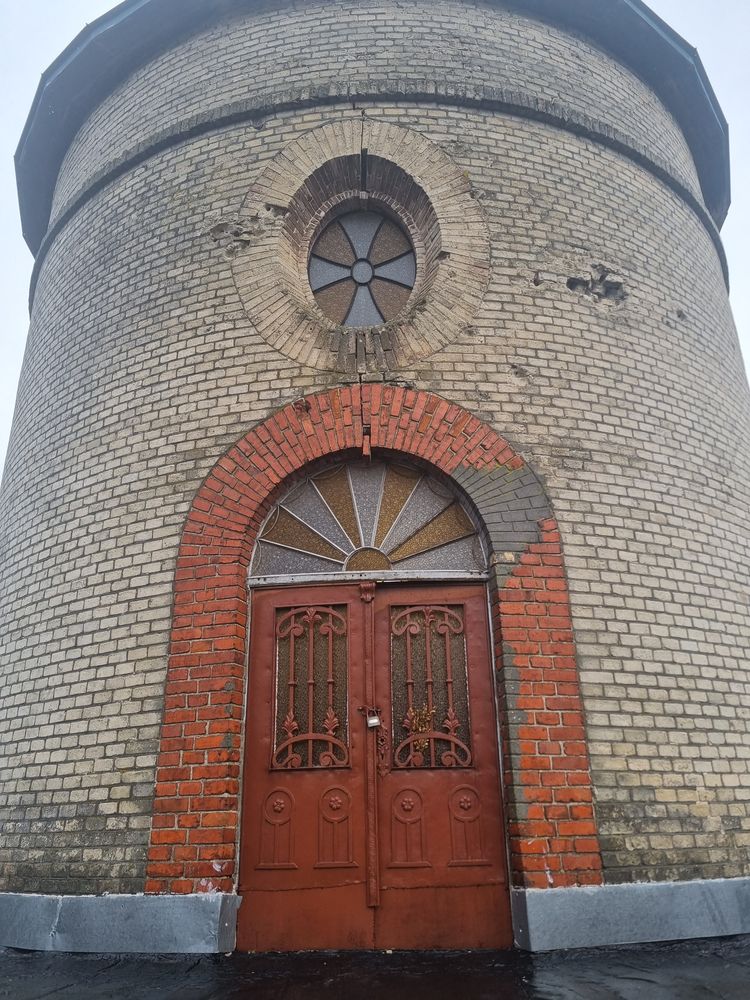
[367, 712, 381, 729]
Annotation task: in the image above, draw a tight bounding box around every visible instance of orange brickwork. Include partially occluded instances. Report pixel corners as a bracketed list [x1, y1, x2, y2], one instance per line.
[498, 522, 603, 888]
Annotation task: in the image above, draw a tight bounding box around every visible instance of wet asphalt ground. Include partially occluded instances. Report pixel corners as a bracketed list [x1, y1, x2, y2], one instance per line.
[1, 936, 749, 999]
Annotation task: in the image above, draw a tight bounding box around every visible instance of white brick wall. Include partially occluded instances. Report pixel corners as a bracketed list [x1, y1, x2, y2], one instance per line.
[1, 0, 747, 892]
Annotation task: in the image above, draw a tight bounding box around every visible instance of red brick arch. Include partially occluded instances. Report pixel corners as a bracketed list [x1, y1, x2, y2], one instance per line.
[145, 386, 603, 894]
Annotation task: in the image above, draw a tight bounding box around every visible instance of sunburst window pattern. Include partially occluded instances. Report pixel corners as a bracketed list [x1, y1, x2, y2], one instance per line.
[250, 462, 487, 581]
[308, 211, 416, 326]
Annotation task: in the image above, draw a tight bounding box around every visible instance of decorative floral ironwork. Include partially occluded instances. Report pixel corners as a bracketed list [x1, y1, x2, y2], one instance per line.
[323, 707, 339, 736]
[444, 706, 460, 736]
[377, 727, 390, 777]
[272, 605, 350, 769]
[403, 704, 435, 759]
[272, 798, 286, 814]
[459, 796, 473, 812]
[391, 605, 472, 769]
[328, 796, 343, 811]
[282, 712, 299, 739]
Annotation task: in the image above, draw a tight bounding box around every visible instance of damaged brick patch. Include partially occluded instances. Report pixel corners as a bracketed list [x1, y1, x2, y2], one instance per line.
[567, 265, 626, 302]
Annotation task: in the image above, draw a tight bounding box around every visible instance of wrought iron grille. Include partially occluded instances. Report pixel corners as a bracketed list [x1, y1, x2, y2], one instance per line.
[272, 605, 349, 769]
[390, 605, 472, 768]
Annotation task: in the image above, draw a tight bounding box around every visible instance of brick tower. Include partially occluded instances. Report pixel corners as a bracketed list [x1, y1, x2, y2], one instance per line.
[1, 0, 748, 952]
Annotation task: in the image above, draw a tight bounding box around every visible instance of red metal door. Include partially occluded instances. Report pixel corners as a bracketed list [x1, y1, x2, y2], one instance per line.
[237, 582, 512, 951]
[372, 584, 512, 949]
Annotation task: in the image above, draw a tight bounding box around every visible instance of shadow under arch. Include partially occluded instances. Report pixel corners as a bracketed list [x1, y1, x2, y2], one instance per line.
[145, 386, 603, 902]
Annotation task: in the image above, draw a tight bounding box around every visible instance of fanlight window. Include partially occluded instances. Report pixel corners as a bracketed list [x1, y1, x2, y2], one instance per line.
[250, 461, 487, 583]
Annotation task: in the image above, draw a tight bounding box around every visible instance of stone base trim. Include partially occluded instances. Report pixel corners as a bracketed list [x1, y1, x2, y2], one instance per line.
[0, 893, 240, 954]
[4, 882, 748, 954]
[512, 879, 750, 952]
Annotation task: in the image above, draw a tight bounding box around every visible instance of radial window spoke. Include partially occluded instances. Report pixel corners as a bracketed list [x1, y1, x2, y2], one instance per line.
[312, 222, 356, 266]
[309, 257, 354, 291]
[309, 211, 416, 326]
[371, 279, 411, 319]
[370, 220, 412, 266]
[345, 286, 383, 327]
[313, 280, 357, 325]
[374, 252, 417, 287]
[339, 212, 383, 258]
[250, 461, 487, 582]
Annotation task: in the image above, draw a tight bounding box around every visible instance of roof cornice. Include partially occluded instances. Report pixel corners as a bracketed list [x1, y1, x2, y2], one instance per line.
[15, 0, 730, 254]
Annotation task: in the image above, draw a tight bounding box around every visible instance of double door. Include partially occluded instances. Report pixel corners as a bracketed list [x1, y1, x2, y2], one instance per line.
[237, 582, 512, 950]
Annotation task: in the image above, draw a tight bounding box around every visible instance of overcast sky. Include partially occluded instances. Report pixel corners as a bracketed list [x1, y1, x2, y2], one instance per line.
[1, 1, 748, 474]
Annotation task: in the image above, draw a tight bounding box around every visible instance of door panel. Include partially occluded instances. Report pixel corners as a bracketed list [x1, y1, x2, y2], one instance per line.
[237, 585, 372, 951]
[373, 585, 512, 948]
[237, 582, 512, 951]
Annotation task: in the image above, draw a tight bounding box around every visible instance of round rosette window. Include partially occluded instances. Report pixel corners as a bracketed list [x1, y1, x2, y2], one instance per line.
[308, 211, 417, 327]
[228, 119, 491, 371]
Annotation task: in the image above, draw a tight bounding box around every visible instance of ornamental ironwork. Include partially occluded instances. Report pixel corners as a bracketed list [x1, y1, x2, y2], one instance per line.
[390, 605, 473, 769]
[272, 605, 349, 769]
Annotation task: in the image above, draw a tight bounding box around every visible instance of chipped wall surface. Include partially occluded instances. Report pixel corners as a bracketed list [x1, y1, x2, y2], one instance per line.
[1, 0, 749, 895]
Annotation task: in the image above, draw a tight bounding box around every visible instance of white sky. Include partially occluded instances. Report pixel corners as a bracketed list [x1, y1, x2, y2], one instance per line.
[1, 1, 748, 473]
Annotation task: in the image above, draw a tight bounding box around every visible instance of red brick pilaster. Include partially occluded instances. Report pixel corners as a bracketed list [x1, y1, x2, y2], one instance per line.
[499, 519, 603, 888]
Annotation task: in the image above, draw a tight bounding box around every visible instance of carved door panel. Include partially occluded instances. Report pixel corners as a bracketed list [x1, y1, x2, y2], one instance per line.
[237, 582, 512, 951]
[373, 584, 513, 949]
[237, 585, 371, 951]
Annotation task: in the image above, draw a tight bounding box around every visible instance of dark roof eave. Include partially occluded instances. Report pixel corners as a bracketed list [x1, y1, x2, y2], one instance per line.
[15, 0, 731, 255]
[517, 0, 729, 224]
[15, 0, 217, 253]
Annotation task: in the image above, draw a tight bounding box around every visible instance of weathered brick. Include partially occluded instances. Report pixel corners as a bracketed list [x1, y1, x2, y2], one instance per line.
[0, 0, 746, 900]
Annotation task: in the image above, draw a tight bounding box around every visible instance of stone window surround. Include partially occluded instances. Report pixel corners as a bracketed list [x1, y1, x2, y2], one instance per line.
[225, 118, 492, 373]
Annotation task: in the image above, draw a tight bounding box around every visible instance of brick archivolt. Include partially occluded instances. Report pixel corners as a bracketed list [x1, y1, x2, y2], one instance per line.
[146, 387, 603, 894]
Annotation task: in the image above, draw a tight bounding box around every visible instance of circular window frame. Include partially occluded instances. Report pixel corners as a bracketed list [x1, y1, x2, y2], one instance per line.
[229, 118, 490, 373]
[307, 203, 419, 328]
[294, 173, 440, 335]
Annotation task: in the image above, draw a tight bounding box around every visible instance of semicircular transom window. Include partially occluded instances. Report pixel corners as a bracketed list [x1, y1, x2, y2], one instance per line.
[250, 461, 487, 582]
[308, 211, 417, 327]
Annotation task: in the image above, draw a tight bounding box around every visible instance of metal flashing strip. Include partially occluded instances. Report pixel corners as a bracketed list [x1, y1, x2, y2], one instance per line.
[512, 878, 750, 952]
[247, 570, 490, 587]
[0, 892, 241, 954]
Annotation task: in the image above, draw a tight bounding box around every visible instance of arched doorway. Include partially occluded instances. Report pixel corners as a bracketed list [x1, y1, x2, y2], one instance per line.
[238, 460, 512, 950]
[145, 387, 603, 951]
